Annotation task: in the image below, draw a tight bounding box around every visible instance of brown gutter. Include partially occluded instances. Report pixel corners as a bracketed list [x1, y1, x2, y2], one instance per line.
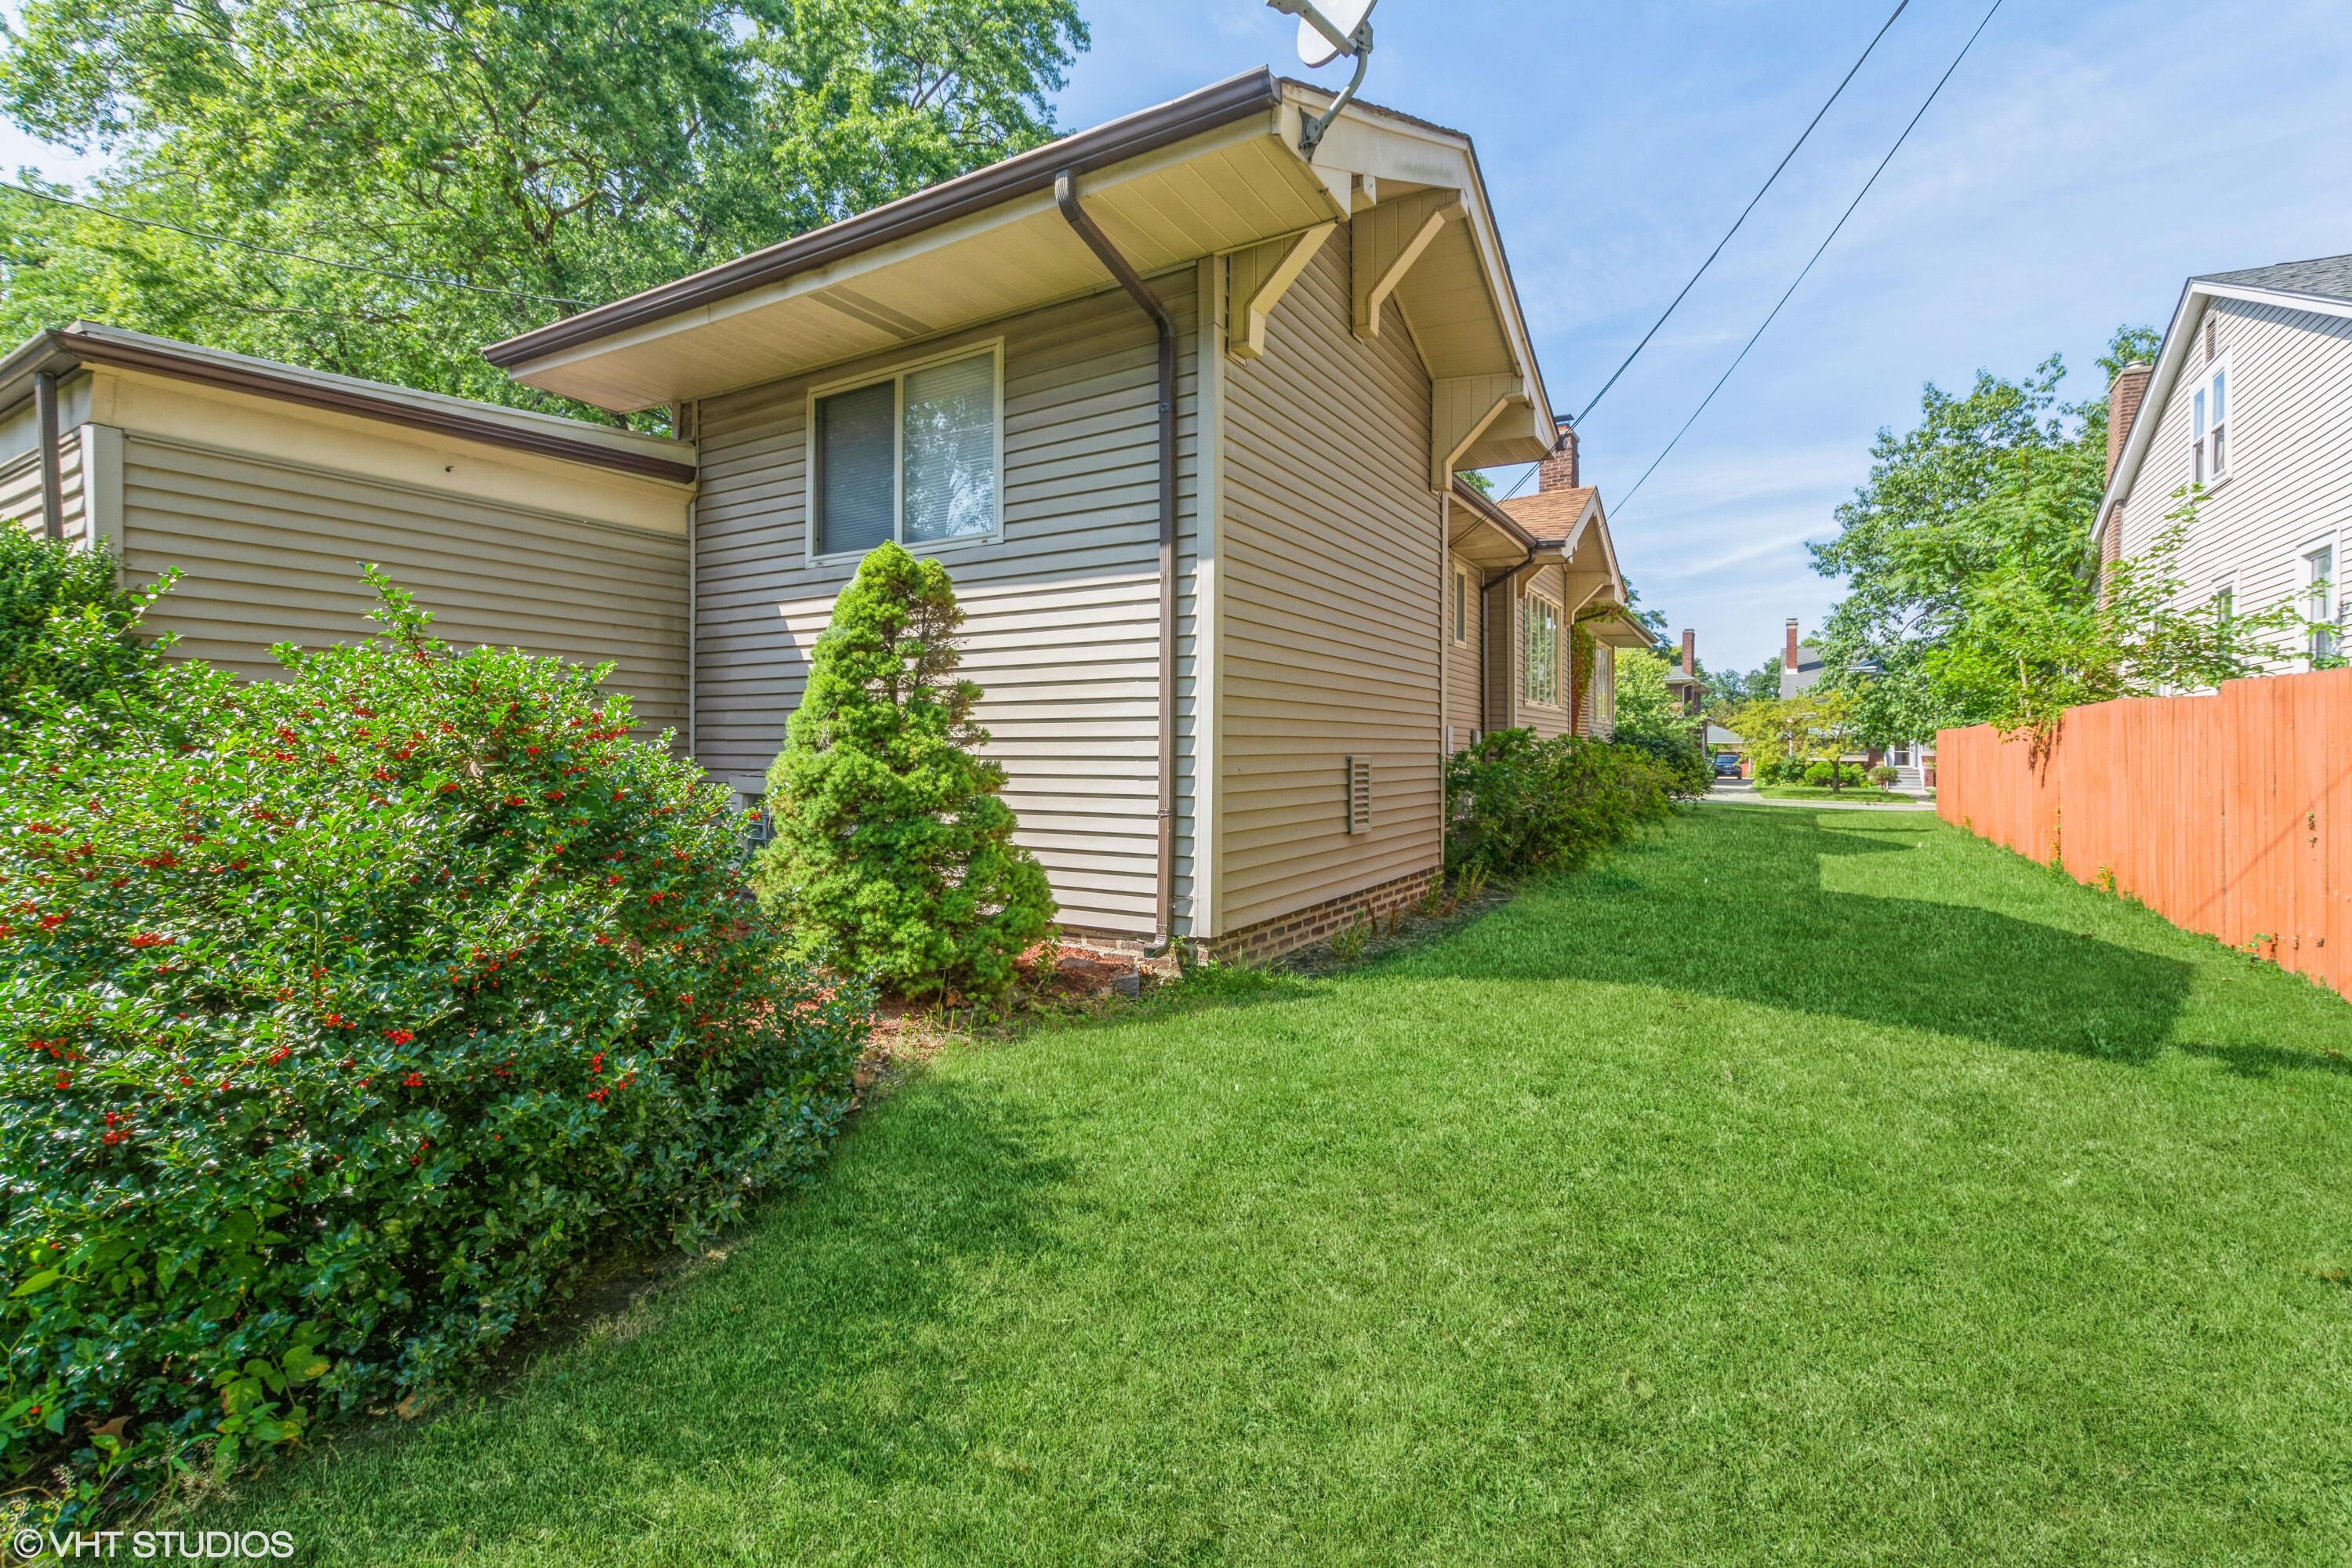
[1054, 169, 1178, 952]
[32, 370, 61, 541]
[485, 70, 1283, 373]
[0, 327, 697, 485]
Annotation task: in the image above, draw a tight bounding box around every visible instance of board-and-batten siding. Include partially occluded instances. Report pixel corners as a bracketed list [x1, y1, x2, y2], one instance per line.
[1443, 554, 1483, 750]
[2116, 297, 2352, 666]
[114, 435, 688, 735]
[1221, 238, 1441, 932]
[691, 275, 1203, 938]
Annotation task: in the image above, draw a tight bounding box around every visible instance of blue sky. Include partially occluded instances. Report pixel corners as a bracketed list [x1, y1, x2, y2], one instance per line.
[5, 1, 2348, 673]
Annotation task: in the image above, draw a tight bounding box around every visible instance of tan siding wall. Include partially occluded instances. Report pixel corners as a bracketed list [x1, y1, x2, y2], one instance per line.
[1443, 554, 1483, 750]
[2116, 298, 2352, 668]
[1221, 238, 1441, 933]
[115, 434, 688, 735]
[691, 276, 1203, 938]
[0, 436, 88, 545]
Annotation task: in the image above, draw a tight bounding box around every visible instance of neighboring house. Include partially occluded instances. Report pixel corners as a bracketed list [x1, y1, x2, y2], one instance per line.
[1666, 629, 1704, 716]
[0, 324, 695, 732]
[1777, 615, 1932, 788]
[2096, 253, 2352, 670]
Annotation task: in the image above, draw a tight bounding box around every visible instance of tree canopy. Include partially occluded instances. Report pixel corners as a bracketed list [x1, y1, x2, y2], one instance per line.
[0, 0, 1088, 423]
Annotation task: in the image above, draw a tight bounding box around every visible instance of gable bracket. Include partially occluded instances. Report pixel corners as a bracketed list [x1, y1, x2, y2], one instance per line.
[1352, 191, 1463, 339]
[1225, 222, 1339, 361]
[1432, 373, 1526, 491]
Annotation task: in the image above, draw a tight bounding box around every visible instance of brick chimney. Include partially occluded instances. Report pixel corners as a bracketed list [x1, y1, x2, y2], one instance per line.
[1784, 618, 1800, 670]
[2107, 361, 2152, 484]
[1680, 629, 1696, 677]
[1537, 416, 1580, 492]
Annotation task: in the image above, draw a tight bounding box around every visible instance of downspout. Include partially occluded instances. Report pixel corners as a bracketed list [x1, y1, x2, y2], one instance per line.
[33, 370, 62, 543]
[1055, 169, 1178, 953]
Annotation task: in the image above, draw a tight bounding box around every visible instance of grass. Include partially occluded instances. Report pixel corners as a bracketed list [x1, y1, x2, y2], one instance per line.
[198, 808, 2352, 1565]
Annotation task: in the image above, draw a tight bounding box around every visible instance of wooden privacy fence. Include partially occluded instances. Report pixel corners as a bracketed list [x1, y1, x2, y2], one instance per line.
[1936, 669, 2352, 1000]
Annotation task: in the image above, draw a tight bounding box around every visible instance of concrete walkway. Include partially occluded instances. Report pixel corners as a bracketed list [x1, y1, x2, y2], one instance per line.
[1700, 779, 1938, 811]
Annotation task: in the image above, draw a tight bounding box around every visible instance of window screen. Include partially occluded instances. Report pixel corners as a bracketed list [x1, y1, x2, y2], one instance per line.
[902, 353, 996, 543]
[815, 379, 895, 557]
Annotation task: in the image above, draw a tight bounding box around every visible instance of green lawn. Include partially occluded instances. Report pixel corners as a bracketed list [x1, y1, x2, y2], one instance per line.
[1751, 782, 1912, 802]
[206, 807, 2352, 1565]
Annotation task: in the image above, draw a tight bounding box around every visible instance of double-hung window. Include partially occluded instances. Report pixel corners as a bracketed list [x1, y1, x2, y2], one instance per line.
[2307, 543, 2337, 662]
[1523, 596, 1560, 706]
[2190, 356, 2230, 486]
[811, 345, 1001, 558]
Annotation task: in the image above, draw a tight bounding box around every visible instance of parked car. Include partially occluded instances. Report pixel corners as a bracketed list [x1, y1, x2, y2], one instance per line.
[1714, 753, 1742, 778]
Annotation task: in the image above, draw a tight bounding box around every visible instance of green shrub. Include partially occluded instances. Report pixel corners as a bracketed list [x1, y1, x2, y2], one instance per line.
[1799, 760, 1869, 788]
[1444, 729, 1674, 877]
[1611, 724, 1713, 799]
[752, 543, 1054, 1000]
[0, 527, 165, 735]
[1868, 763, 1900, 788]
[0, 571, 864, 1519]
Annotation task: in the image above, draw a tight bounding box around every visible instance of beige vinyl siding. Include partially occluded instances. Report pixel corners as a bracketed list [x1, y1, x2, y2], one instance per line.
[1221, 238, 1440, 932]
[2116, 297, 2352, 668]
[1483, 575, 1515, 732]
[1443, 554, 1483, 750]
[0, 436, 87, 545]
[691, 275, 1203, 938]
[114, 434, 688, 735]
[1518, 561, 1573, 740]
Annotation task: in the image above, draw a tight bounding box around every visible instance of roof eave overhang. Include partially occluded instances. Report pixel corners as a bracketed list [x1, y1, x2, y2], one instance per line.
[1, 325, 698, 485]
[2095, 276, 2352, 544]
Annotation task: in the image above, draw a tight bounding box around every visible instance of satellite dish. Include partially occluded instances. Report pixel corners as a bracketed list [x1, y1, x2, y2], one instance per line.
[1293, 0, 1374, 67]
[1267, 0, 1376, 68]
[1264, 0, 1380, 157]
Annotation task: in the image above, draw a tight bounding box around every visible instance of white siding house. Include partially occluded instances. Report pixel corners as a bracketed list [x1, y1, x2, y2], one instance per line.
[2097, 256, 2352, 668]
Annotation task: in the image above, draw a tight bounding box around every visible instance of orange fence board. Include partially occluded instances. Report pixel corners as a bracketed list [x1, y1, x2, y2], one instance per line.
[1937, 668, 2352, 1000]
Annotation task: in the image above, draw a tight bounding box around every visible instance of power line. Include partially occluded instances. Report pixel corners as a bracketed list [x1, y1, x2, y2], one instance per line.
[1613, 0, 2008, 517]
[1571, 0, 1913, 431]
[1499, 0, 1915, 507]
[0, 178, 586, 307]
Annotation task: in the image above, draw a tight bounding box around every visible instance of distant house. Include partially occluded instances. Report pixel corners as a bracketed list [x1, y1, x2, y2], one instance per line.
[1666, 629, 1704, 716]
[1777, 615, 1931, 788]
[2096, 254, 2352, 667]
[6, 70, 1636, 961]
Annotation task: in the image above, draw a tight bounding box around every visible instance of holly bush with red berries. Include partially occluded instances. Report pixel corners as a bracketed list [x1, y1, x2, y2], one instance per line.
[0, 568, 865, 1517]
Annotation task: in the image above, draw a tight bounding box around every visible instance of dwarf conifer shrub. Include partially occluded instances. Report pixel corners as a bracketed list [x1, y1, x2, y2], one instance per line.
[0, 571, 863, 1518]
[752, 543, 1054, 999]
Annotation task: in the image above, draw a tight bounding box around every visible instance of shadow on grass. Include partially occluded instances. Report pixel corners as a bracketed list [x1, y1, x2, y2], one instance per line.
[211, 1076, 1076, 1537]
[1386, 808, 2204, 1069]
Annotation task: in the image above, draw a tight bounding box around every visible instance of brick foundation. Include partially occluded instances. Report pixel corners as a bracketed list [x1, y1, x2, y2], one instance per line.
[1058, 866, 1443, 968]
[1203, 866, 1440, 964]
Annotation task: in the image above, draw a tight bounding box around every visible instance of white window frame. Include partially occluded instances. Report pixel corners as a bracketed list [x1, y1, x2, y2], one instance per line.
[2209, 571, 2236, 621]
[1523, 593, 1562, 708]
[1451, 567, 1469, 644]
[2189, 350, 2231, 490]
[804, 338, 1007, 565]
[2304, 535, 2339, 663]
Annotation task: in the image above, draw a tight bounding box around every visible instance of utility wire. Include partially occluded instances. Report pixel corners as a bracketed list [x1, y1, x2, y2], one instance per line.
[1613, 0, 2007, 517]
[1497, 0, 1916, 506]
[1573, 0, 1911, 430]
[0, 178, 586, 307]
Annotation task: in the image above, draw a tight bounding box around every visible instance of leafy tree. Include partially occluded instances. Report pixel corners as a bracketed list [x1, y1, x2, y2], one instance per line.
[1808, 326, 2160, 742]
[752, 543, 1054, 1000]
[1724, 688, 1860, 789]
[0, 0, 1087, 420]
[0, 524, 165, 732]
[1703, 656, 1779, 714]
[1613, 648, 1685, 739]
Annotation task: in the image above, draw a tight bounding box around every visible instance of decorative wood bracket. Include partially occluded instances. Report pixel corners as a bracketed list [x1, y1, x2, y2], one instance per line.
[1352, 191, 1462, 339]
[1226, 222, 1339, 361]
[1432, 373, 1526, 491]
